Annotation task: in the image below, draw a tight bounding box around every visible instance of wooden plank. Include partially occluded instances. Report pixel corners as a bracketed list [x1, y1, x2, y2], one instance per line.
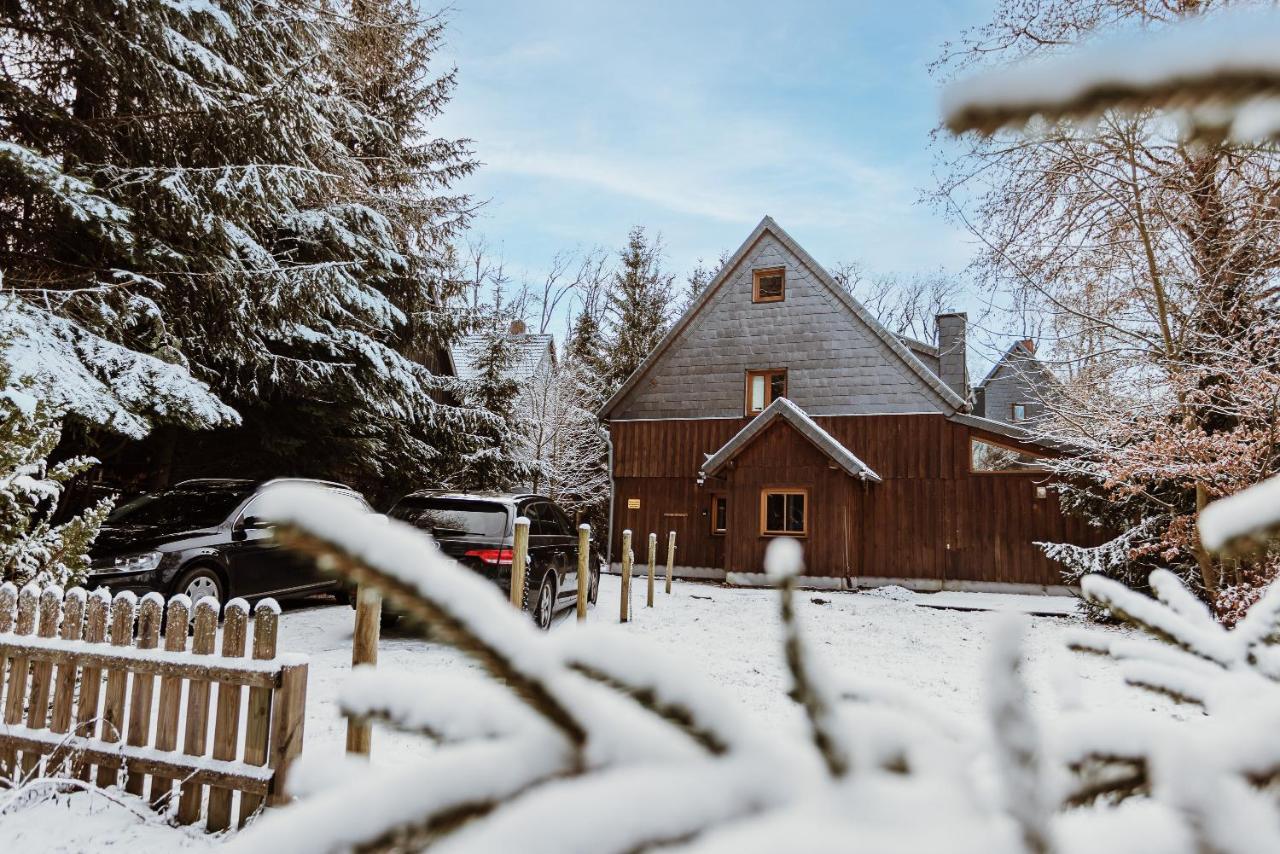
[1, 584, 38, 783]
[124, 594, 163, 796]
[149, 595, 190, 808]
[72, 590, 109, 781]
[206, 599, 248, 832]
[20, 586, 63, 778]
[0, 639, 283, 688]
[49, 589, 85, 741]
[0, 731, 270, 794]
[238, 600, 280, 826]
[96, 592, 137, 789]
[266, 662, 307, 807]
[177, 597, 218, 825]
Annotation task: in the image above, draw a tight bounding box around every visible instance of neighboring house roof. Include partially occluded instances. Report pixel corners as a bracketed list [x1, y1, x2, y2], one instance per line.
[599, 216, 970, 420]
[700, 397, 881, 482]
[451, 333, 554, 384]
[975, 339, 1055, 392]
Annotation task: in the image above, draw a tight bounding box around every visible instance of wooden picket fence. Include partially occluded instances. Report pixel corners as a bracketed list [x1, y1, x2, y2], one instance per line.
[0, 582, 307, 832]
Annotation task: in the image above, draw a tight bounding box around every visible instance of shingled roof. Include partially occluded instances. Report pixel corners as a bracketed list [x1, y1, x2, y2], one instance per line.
[451, 333, 554, 384]
[700, 397, 881, 482]
[599, 216, 970, 420]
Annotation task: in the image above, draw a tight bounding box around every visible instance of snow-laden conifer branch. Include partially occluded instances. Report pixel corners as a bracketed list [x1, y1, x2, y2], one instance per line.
[767, 538, 851, 778]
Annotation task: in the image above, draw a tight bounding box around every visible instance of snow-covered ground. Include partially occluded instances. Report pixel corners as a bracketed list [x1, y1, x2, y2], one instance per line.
[1, 575, 1165, 851]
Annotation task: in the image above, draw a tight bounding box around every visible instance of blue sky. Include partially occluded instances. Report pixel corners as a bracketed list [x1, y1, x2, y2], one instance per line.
[433, 0, 997, 339]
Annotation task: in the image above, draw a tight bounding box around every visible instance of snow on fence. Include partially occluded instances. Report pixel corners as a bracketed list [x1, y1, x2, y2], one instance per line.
[0, 583, 307, 832]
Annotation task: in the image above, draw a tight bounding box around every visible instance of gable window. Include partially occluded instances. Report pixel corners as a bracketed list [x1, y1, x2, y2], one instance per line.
[752, 267, 785, 303]
[711, 495, 727, 535]
[760, 488, 807, 536]
[745, 369, 787, 415]
[1011, 403, 1028, 422]
[970, 437, 1045, 473]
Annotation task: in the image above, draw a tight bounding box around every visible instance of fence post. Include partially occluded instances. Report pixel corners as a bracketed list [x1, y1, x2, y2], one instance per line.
[511, 517, 530, 612]
[346, 583, 381, 757]
[666, 531, 676, 594]
[577, 524, 590, 622]
[646, 533, 657, 608]
[267, 662, 308, 807]
[620, 529, 632, 623]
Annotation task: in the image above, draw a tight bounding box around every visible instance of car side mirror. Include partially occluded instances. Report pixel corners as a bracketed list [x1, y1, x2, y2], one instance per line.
[241, 514, 270, 530]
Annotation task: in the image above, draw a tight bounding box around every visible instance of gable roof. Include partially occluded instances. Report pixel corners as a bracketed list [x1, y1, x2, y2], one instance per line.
[599, 216, 969, 420]
[451, 333, 554, 385]
[975, 339, 1055, 391]
[701, 397, 881, 482]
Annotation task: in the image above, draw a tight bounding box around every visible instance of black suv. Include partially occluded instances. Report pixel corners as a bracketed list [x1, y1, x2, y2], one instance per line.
[384, 491, 600, 629]
[87, 478, 373, 605]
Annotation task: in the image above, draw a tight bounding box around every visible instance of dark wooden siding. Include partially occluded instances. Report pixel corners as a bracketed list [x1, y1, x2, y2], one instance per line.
[609, 415, 1105, 587]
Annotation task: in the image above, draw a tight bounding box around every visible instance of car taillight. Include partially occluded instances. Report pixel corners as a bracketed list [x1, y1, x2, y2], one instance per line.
[464, 548, 513, 566]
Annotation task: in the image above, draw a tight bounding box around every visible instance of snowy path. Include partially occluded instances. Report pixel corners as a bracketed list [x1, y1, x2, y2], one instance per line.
[1, 575, 1173, 851]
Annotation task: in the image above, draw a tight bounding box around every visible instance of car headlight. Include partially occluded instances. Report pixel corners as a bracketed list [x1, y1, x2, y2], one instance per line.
[97, 551, 164, 575]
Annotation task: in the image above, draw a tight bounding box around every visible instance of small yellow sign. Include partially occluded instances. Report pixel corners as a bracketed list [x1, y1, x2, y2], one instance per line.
[627, 498, 641, 510]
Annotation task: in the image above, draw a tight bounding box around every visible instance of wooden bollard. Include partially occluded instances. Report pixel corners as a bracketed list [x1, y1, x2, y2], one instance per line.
[577, 524, 590, 622]
[511, 517, 530, 611]
[666, 530, 676, 594]
[620, 529, 633, 623]
[345, 583, 381, 756]
[646, 533, 657, 607]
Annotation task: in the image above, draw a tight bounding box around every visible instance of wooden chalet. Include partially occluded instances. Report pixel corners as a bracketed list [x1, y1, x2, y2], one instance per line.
[598, 217, 1101, 591]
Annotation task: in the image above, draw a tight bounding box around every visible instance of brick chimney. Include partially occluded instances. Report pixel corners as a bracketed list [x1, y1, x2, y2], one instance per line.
[935, 312, 968, 403]
[509, 319, 527, 335]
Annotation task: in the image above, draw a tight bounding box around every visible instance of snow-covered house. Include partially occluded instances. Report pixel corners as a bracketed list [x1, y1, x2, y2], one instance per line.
[973, 339, 1059, 427]
[449, 321, 555, 396]
[598, 217, 1100, 590]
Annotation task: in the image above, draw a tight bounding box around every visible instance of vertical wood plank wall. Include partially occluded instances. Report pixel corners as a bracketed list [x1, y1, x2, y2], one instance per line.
[608, 415, 1105, 587]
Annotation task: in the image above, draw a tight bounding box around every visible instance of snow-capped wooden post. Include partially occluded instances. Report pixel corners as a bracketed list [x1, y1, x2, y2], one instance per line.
[512, 516, 530, 611]
[620, 529, 633, 623]
[577, 524, 590, 622]
[646, 532, 657, 607]
[666, 530, 676, 594]
[346, 583, 381, 757]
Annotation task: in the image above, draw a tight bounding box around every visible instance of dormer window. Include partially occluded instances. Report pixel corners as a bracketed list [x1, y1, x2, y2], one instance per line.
[752, 267, 785, 303]
[745, 369, 787, 415]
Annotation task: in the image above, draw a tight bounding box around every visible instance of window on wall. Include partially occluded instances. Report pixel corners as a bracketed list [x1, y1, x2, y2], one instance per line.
[1011, 403, 1028, 422]
[760, 489, 807, 536]
[970, 437, 1045, 473]
[745, 369, 787, 415]
[752, 267, 785, 303]
[711, 495, 727, 535]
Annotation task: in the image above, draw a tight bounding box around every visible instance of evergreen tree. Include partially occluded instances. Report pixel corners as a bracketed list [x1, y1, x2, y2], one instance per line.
[0, 356, 111, 587]
[602, 227, 675, 390]
[1, 0, 480, 501]
[455, 325, 538, 491]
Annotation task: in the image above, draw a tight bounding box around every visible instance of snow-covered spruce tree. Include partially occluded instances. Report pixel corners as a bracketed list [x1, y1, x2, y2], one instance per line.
[235, 483, 1280, 853]
[0, 358, 111, 588]
[933, 0, 1280, 617]
[602, 227, 675, 390]
[454, 325, 539, 492]
[1, 0, 480, 499]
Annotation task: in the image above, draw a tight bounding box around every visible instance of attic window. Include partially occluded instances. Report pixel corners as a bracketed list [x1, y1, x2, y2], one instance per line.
[745, 369, 787, 415]
[752, 267, 785, 303]
[1011, 403, 1027, 422]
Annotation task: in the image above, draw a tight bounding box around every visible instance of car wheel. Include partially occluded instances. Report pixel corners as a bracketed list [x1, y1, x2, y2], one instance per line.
[174, 566, 224, 606]
[533, 573, 555, 630]
[588, 566, 600, 605]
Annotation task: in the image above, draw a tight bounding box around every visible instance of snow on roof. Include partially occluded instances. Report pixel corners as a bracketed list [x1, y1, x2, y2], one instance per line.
[450, 333, 553, 384]
[701, 397, 881, 482]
